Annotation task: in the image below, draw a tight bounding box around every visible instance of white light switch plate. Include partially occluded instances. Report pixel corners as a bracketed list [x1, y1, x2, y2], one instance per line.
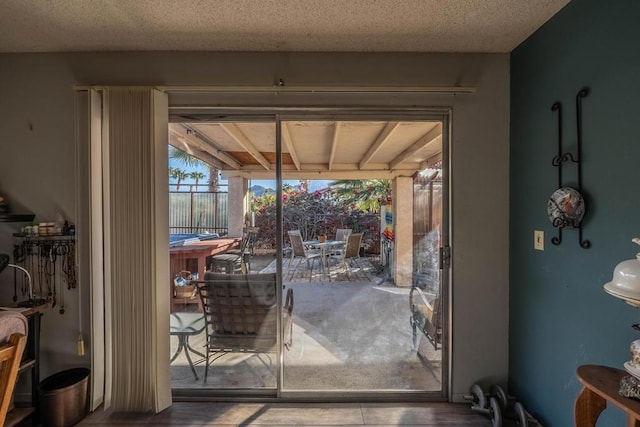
[534, 230, 544, 250]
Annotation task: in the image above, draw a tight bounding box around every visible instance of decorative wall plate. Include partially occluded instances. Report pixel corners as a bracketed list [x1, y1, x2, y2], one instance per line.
[547, 187, 585, 228]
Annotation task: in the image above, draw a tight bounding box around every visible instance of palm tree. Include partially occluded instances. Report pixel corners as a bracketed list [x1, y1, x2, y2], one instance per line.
[298, 179, 310, 192]
[189, 171, 206, 191]
[170, 167, 189, 191]
[329, 179, 392, 213]
[169, 147, 220, 191]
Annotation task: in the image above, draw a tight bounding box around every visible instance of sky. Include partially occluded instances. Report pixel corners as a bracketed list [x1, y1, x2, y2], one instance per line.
[168, 156, 329, 191]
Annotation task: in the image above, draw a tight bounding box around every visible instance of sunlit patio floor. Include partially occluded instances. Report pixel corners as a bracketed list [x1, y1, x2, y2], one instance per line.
[170, 256, 441, 391]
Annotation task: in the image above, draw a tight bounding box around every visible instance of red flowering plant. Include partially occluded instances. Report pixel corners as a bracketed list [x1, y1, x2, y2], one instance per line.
[249, 181, 383, 252]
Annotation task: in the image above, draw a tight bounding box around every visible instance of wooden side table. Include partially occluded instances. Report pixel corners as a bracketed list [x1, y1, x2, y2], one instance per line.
[576, 364, 640, 427]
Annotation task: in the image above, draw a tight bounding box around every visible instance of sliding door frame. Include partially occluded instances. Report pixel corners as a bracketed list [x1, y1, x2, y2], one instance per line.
[170, 106, 451, 402]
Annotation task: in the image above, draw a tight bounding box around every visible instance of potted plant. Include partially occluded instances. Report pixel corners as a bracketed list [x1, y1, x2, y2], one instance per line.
[316, 224, 327, 243]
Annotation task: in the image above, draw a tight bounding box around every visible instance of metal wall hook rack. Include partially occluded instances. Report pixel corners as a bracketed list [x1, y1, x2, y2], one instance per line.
[11, 235, 77, 312]
[550, 86, 591, 249]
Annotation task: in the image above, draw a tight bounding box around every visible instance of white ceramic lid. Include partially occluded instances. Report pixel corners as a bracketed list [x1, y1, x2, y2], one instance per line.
[604, 283, 640, 307]
[604, 253, 640, 300]
[604, 238, 640, 303]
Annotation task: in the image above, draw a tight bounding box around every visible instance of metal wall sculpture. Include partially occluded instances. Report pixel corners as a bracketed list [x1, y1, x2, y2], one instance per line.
[548, 87, 591, 248]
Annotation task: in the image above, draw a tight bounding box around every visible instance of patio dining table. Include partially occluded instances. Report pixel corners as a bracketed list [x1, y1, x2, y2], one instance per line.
[303, 239, 346, 277]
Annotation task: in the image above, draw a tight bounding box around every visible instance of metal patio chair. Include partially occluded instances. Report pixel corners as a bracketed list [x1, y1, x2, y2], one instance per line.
[196, 272, 294, 383]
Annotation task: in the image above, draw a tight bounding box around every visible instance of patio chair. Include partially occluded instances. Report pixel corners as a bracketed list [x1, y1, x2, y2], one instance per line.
[196, 272, 294, 383]
[0, 311, 28, 424]
[328, 233, 363, 280]
[409, 286, 442, 351]
[287, 230, 323, 279]
[207, 229, 255, 274]
[335, 228, 352, 242]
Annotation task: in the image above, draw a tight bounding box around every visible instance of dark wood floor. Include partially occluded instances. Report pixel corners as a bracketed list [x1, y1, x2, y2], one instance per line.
[79, 401, 492, 426]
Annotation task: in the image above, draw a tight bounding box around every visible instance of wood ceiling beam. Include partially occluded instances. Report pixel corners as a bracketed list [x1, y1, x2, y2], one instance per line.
[175, 124, 241, 169]
[328, 122, 341, 170]
[420, 152, 443, 170]
[219, 123, 270, 170]
[168, 131, 224, 170]
[389, 124, 442, 170]
[222, 168, 417, 180]
[234, 162, 420, 172]
[281, 123, 301, 171]
[359, 122, 401, 169]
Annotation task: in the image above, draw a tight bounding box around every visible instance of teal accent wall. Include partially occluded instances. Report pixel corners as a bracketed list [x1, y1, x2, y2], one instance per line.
[510, 0, 640, 425]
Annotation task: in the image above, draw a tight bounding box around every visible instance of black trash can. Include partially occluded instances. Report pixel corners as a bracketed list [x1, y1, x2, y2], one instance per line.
[39, 367, 90, 427]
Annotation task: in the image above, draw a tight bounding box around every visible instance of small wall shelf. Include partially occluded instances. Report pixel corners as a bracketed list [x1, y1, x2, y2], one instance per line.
[0, 213, 35, 223]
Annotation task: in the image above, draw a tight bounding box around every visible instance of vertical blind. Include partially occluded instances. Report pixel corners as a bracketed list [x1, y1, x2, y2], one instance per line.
[102, 88, 171, 412]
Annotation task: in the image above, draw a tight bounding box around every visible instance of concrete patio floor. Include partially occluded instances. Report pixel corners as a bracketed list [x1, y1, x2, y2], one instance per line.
[169, 256, 441, 392]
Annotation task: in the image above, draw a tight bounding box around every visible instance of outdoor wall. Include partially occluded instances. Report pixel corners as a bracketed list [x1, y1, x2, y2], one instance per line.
[0, 51, 508, 400]
[510, 0, 640, 425]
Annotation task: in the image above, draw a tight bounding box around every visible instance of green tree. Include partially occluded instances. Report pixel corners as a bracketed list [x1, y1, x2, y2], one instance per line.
[329, 179, 391, 213]
[189, 171, 206, 190]
[169, 147, 220, 191]
[170, 167, 189, 191]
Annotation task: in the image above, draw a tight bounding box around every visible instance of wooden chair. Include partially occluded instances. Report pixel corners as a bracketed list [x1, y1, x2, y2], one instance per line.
[0, 311, 28, 424]
[196, 272, 294, 383]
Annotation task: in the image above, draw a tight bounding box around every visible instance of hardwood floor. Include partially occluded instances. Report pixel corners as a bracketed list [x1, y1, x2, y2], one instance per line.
[79, 401, 492, 426]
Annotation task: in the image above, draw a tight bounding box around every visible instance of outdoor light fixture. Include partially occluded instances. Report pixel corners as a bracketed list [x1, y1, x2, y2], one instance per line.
[0, 253, 45, 307]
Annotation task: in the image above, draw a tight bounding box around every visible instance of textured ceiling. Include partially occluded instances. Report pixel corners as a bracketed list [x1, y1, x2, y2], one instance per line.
[0, 0, 569, 53]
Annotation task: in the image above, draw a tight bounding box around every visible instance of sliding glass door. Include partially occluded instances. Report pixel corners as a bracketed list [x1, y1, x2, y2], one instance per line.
[168, 120, 279, 392]
[278, 118, 445, 395]
[168, 110, 449, 399]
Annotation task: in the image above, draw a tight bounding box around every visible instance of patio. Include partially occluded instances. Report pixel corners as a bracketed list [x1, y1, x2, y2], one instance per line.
[169, 255, 442, 391]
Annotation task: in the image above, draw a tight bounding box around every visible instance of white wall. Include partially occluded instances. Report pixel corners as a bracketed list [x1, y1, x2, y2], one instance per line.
[0, 52, 509, 400]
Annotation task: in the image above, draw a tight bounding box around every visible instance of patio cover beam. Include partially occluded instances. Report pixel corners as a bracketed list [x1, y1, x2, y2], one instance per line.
[328, 122, 341, 170]
[420, 152, 443, 170]
[220, 123, 271, 170]
[222, 163, 419, 180]
[389, 124, 442, 170]
[168, 136, 223, 170]
[281, 123, 301, 171]
[358, 121, 400, 169]
[169, 124, 240, 169]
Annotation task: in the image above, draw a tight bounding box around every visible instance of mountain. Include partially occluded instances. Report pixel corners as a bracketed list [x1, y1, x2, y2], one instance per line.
[250, 185, 275, 197]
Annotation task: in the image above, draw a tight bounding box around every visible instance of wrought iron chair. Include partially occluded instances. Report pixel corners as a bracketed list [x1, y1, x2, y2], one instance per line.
[207, 229, 257, 274]
[196, 272, 294, 383]
[409, 286, 442, 351]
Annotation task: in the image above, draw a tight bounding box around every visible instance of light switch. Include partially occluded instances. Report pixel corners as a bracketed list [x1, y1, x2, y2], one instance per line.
[534, 230, 544, 250]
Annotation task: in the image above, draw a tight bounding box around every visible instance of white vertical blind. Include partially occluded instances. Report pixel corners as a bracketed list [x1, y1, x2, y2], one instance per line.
[91, 87, 171, 412]
[89, 89, 106, 411]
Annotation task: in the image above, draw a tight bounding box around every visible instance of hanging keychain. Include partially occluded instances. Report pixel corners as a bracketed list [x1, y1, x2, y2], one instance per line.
[12, 243, 25, 302]
[56, 244, 66, 314]
[45, 245, 56, 307]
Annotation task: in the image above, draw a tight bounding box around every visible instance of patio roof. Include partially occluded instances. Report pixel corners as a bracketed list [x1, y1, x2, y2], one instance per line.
[168, 120, 442, 180]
